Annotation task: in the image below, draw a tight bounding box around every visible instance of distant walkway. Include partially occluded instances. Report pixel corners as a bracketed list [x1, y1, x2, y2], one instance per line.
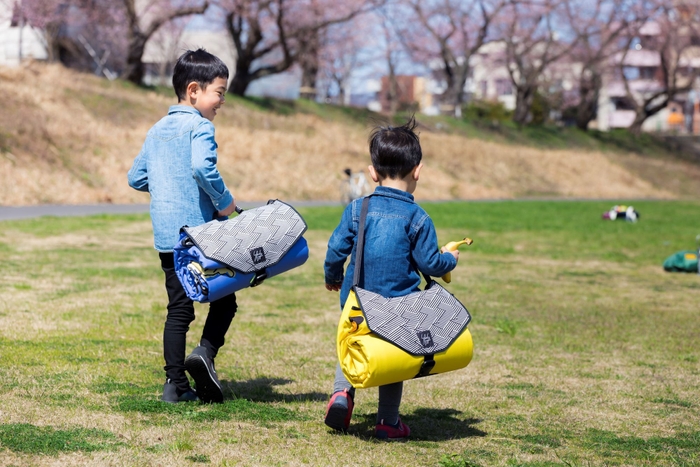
[0, 201, 338, 221]
[1, 198, 668, 221]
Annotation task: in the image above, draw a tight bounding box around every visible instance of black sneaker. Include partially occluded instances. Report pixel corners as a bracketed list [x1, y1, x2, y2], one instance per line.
[185, 346, 224, 403]
[161, 379, 199, 403]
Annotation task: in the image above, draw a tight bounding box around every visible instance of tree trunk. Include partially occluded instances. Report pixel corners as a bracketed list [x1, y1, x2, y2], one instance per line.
[441, 65, 469, 117]
[124, 32, 147, 85]
[574, 72, 602, 131]
[627, 111, 650, 135]
[299, 31, 319, 100]
[229, 71, 252, 96]
[513, 86, 534, 126]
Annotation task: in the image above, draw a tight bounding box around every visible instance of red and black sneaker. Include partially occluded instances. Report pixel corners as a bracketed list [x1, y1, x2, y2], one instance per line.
[375, 417, 411, 441]
[324, 389, 354, 432]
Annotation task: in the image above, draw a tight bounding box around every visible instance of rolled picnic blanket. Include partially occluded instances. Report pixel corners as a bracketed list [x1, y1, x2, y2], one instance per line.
[173, 200, 309, 302]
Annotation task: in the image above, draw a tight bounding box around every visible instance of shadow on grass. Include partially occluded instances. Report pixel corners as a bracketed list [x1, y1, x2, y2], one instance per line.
[223, 377, 327, 403]
[342, 408, 487, 442]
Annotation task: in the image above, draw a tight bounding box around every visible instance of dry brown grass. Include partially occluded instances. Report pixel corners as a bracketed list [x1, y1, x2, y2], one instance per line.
[2, 62, 699, 206]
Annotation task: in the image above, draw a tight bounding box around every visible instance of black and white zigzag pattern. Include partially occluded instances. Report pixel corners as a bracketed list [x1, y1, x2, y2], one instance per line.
[182, 200, 307, 273]
[355, 283, 471, 356]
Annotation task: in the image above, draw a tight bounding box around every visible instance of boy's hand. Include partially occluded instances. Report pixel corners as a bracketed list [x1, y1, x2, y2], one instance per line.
[325, 283, 341, 292]
[216, 201, 237, 218]
[441, 246, 460, 262]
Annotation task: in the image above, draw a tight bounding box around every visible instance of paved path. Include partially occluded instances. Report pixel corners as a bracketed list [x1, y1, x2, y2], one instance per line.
[0, 201, 339, 221]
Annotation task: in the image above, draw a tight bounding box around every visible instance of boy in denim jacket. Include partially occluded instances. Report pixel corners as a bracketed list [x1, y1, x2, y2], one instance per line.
[128, 49, 236, 404]
[323, 117, 460, 440]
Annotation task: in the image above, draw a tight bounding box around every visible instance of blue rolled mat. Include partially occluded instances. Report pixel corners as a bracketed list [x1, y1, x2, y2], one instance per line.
[174, 235, 309, 302]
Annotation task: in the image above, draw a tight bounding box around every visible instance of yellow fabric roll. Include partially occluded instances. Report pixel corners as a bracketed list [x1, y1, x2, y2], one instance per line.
[337, 290, 474, 389]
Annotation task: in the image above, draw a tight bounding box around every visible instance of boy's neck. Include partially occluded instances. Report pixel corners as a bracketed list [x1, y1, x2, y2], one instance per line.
[379, 179, 408, 191]
[370, 164, 420, 194]
[378, 177, 415, 194]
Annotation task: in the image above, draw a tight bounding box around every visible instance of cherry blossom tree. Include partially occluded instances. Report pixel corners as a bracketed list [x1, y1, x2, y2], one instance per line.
[316, 18, 372, 103]
[565, 0, 651, 130]
[620, 0, 700, 134]
[120, 0, 210, 84]
[397, 0, 508, 116]
[503, 0, 578, 125]
[217, 0, 380, 96]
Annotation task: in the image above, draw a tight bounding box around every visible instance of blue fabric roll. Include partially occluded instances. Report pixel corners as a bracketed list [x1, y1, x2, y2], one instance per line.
[174, 235, 309, 302]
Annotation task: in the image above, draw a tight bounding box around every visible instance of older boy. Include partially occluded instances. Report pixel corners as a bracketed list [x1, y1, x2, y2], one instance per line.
[323, 117, 460, 440]
[128, 49, 236, 403]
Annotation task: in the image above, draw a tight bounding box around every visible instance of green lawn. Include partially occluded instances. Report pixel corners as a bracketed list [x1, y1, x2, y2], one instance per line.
[0, 200, 698, 466]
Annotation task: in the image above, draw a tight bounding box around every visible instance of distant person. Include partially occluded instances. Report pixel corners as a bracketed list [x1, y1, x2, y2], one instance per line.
[323, 117, 460, 440]
[127, 48, 237, 404]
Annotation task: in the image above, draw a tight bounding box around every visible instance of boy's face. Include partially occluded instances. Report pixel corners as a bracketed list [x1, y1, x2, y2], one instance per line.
[189, 77, 227, 121]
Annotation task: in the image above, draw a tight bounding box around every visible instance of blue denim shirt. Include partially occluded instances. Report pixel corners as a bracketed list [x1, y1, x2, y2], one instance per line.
[127, 105, 234, 252]
[324, 186, 457, 308]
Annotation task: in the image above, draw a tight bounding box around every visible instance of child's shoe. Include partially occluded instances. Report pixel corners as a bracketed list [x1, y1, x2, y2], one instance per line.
[161, 379, 199, 403]
[185, 346, 224, 403]
[374, 418, 410, 441]
[324, 388, 354, 431]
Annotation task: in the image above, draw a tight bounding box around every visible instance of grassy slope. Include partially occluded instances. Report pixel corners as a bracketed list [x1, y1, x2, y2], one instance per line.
[0, 200, 698, 466]
[1, 62, 700, 206]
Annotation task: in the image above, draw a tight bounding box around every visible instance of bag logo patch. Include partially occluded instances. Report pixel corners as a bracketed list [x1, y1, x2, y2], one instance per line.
[417, 330, 434, 348]
[250, 247, 266, 264]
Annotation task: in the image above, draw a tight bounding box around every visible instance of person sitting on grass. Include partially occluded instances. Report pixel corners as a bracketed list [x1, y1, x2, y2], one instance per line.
[323, 116, 460, 440]
[127, 48, 237, 404]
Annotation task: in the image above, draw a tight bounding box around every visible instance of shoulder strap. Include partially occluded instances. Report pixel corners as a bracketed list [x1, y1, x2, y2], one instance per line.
[352, 196, 371, 286]
[352, 195, 433, 287]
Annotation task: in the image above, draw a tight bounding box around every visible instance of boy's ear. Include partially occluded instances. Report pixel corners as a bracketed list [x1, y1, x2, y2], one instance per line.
[186, 81, 201, 99]
[412, 163, 423, 181]
[368, 165, 380, 183]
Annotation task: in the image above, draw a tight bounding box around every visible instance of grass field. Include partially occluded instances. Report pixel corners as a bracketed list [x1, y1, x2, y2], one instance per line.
[0, 200, 699, 467]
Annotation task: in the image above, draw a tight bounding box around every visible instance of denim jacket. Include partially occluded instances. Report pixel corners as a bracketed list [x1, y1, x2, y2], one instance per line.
[324, 186, 457, 308]
[127, 105, 234, 252]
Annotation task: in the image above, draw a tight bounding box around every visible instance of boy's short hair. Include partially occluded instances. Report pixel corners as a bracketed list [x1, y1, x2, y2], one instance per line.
[173, 48, 229, 101]
[368, 116, 422, 179]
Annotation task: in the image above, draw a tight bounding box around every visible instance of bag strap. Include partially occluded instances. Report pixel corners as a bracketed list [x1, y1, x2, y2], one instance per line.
[352, 196, 371, 287]
[352, 195, 433, 287]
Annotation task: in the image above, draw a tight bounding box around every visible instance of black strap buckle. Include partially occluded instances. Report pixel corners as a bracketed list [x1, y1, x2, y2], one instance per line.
[416, 355, 435, 378]
[249, 270, 268, 287]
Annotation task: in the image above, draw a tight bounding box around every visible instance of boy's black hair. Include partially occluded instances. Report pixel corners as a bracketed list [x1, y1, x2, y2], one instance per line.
[368, 116, 422, 179]
[173, 48, 229, 101]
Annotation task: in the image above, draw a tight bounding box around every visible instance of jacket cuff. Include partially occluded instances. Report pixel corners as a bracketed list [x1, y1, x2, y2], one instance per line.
[212, 191, 234, 211]
[325, 275, 343, 285]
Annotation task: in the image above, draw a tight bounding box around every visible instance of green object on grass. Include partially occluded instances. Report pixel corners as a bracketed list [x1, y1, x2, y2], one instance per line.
[663, 250, 699, 272]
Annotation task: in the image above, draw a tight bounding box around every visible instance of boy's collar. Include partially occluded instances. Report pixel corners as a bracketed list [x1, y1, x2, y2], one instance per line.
[373, 186, 415, 202]
[168, 104, 202, 116]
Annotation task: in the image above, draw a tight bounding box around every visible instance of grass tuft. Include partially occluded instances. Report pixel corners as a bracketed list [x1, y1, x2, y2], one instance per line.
[0, 423, 121, 455]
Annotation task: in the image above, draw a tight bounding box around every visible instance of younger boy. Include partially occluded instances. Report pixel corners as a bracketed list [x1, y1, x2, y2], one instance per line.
[323, 117, 460, 440]
[127, 49, 237, 403]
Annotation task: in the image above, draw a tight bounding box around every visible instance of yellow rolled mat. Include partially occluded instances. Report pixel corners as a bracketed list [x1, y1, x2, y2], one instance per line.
[337, 290, 473, 389]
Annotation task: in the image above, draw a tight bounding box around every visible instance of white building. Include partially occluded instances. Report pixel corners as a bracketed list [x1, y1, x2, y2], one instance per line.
[0, 16, 48, 66]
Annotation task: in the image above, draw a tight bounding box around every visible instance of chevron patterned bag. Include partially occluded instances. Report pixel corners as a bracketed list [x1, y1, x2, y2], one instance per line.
[173, 199, 308, 302]
[336, 197, 473, 388]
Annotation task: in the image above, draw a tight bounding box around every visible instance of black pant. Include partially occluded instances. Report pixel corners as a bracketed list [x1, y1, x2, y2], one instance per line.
[160, 252, 237, 392]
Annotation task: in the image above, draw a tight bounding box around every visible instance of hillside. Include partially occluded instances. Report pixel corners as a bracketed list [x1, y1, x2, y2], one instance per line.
[1, 61, 699, 206]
